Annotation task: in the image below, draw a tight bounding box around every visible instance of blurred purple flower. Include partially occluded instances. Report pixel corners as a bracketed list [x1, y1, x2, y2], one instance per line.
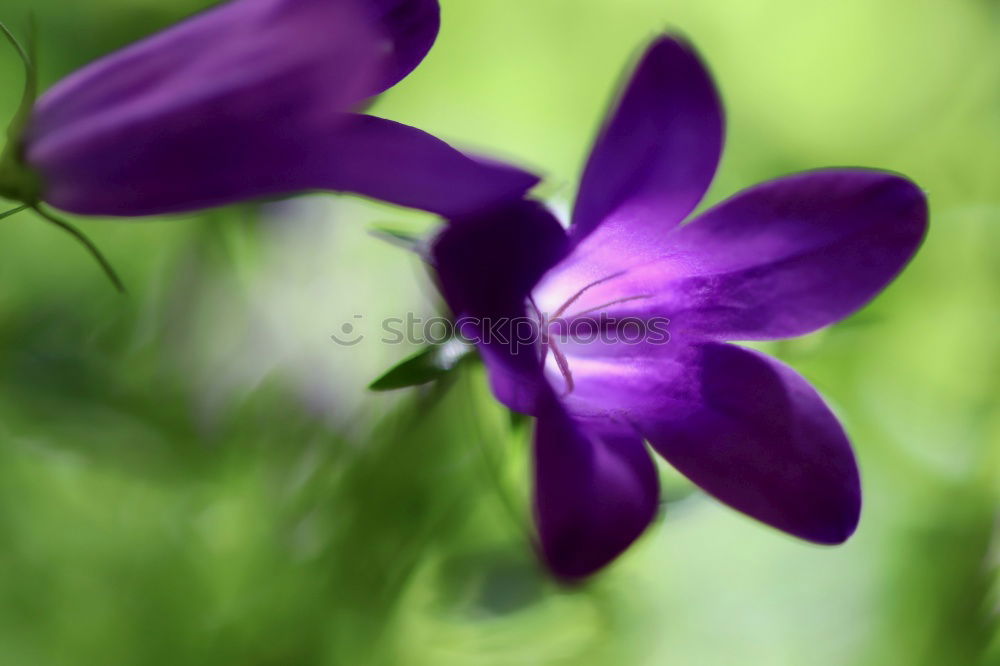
[432, 35, 927, 579]
[0, 0, 536, 218]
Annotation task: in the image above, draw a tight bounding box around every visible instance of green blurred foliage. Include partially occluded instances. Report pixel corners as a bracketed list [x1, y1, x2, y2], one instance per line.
[0, 0, 998, 664]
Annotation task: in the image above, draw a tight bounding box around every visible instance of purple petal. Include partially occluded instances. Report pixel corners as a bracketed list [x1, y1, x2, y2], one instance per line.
[366, 0, 441, 96]
[30, 0, 439, 131]
[31, 110, 538, 218]
[30, 0, 381, 152]
[261, 114, 539, 218]
[559, 340, 860, 544]
[26, 0, 491, 217]
[536, 170, 926, 340]
[662, 169, 928, 339]
[432, 200, 568, 412]
[534, 393, 659, 579]
[571, 34, 723, 246]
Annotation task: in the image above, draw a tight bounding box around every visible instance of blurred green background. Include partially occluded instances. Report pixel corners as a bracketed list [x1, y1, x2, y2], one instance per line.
[1, 0, 998, 664]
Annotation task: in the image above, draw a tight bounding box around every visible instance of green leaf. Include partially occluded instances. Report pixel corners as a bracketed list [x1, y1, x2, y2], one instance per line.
[369, 339, 472, 391]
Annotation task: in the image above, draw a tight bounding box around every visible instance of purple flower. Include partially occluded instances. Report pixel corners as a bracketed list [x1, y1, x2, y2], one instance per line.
[0, 0, 536, 218]
[431, 35, 927, 579]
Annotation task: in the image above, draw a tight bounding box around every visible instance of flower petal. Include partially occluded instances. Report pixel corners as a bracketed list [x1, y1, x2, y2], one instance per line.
[32, 112, 538, 218]
[29, 0, 440, 130]
[26, 0, 490, 217]
[534, 392, 659, 579]
[663, 169, 928, 339]
[30, 0, 382, 153]
[571, 34, 723, 245]
[560, 340, 860, 544]
[432, 200, 568, 412]
[537, 169, 927, 340]
[366, 0, 441, 96]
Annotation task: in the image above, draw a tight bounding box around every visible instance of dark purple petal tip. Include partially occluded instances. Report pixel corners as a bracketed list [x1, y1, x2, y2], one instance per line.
[572, 33, 724, 242]
[667, 169, 929, 340]
[366, 0, 441, 97]
[24, 0, 464, 217]
[534, 394, 659, 579]
[643, 343, 861, 544]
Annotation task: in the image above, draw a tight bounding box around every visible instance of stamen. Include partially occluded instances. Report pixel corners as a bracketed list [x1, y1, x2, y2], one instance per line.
[564, 293, 653, 319]
[551, 269, 629, 319]
[534, 271, 646, 397]
[548, 336, 575, 396]
[527, 294, 544, 322]
[528, 295, 550, 366]
[32, 206, 128, 294]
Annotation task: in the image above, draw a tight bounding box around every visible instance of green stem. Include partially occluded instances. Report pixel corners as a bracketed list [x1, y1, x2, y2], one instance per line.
[0, 18, 41, 205]
[0, 20, 32, 71]
[0, 17, 37, 142]
[32, 206, 128, 294]
[0, 204, 29, 220]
